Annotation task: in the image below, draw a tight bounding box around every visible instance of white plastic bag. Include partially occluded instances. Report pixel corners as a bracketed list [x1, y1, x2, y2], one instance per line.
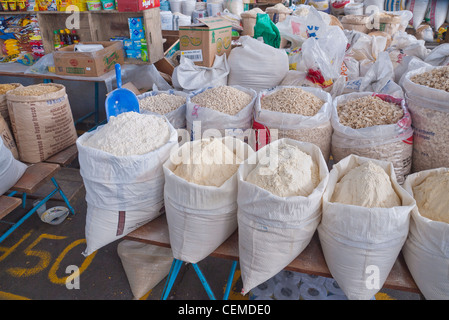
[172, 54, 230, 92]
[77, 116, 178, 256]
[402, 168, 449, 300]
[331, 92, 413, 184]
[163, 136, 254, 263]
[186, 85, 256, 140]
[227, 36, 289, 92]
[237, 138, 329, 295]
[0, 138, 27, 195]
[424, 43, 449, 66]
[424, 0, 449, 30]
[252, 86, 333, 162]
[318, 154, 416, 300]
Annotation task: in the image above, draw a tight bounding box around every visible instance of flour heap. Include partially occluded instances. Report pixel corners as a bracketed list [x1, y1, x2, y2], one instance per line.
[331, 161, 401, 208]
[173, 138, 243, 187]
[82, 112, 170, 156]
[246, 142, 319, 197]
[413, 171, 449, 224]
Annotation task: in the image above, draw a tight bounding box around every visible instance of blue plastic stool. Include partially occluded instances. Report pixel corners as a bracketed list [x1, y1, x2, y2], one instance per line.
[161, 258, 238, 300]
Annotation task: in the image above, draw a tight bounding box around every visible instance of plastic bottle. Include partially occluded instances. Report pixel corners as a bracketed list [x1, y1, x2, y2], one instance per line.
[65, 29, 73, 45]
[71, 30, 80, 44]
[54, 30, 61, 49]
[59, 29, 67, 45]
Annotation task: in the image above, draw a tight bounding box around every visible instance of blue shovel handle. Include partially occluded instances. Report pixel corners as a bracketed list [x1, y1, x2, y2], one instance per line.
[115, 63, 122, 89]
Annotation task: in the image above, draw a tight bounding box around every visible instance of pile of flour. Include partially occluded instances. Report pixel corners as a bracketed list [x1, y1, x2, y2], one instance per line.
[246, 142, 319, 197]
[173, 138, 243, 187]
[413, 171, 449, 224]
[331, 161, 401, 208]
[82, 112, 170, 156]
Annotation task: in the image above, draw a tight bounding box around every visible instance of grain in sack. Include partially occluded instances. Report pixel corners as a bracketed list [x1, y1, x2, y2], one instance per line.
[186, 85, 256, 141]
[77, 112, 178, 256]
[237, 138, 329, 295]
[0, 83, 21, 128]
[402, 65, 449, 172]
[318, 154, 416, 300]
[163, 137, 254, 263]
[402, 168, 449, 300]
[6, 84, 78, 163]
[253, 86, 333, 162]
[331, 92, 413, 184]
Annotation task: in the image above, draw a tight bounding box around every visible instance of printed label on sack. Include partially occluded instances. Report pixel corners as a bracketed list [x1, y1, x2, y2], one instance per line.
[181, 49, 203, 62]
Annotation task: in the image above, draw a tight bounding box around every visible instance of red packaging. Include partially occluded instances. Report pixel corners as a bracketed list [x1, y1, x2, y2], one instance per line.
[116, 0, 160, 12]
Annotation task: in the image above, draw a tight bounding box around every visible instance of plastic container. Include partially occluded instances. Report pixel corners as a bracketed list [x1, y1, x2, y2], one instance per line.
[206, 0, 222, 16]
[160, 10, 173, 30]
[101, 0, 115, 10]
[344, 2, 363, 15]
[182, 0, 195, 17]
[87, 0, 102, 10]
[169, 0, 182, 13]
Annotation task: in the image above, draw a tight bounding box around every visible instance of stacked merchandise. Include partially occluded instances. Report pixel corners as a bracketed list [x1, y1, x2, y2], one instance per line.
[122, 17, 149, 62]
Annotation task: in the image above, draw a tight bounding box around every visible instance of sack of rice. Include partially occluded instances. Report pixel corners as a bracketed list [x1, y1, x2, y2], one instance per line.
[0, 83, 21, 128]
[163, 136, 254, 263]
[402, 65, 449, 172]
[7, 84, 78, 163]
[331, 92, 413, 184]
[402, 168, 449, 300]
[252, 86, 333, 162]
[137, 89, 189, 129]
[186, 85, 256, 140]
[318, 154, 416, 300]
[0, 137, 27, 195]
[237, 138, 329, 295]
[77, 112, 178, 256]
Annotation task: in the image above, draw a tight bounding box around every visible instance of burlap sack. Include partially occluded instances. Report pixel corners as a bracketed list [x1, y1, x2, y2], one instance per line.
[7, 84, 78, 163]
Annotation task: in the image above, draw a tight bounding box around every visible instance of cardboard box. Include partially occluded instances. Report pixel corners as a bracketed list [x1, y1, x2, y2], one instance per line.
[116, 0, 160, 12]
[178, 17, 232, 67]
[53, 41, 124, 77]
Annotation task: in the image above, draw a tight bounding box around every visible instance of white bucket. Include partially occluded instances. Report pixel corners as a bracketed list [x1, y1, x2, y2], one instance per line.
[182, 0, 196, 17]
[169, 0, 183, 13]
[344, 2, 363, 15]
[160, 10, 173, 30]
[364, 0, 384, 14]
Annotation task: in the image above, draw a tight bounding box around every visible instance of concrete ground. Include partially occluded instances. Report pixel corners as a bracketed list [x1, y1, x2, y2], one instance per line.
[0, 163, 422, 301]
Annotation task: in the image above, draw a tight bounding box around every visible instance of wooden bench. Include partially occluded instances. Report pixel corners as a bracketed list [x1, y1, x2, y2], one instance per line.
[0, 144, 78, 243]
[125, 214, 421, 299]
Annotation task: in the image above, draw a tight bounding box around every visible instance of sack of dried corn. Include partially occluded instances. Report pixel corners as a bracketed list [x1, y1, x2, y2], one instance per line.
[331, 92, 413, 184]
[6, 84, 78, 163]
[402, 65, 449, 173]
[252, 86, 333, 162]
[137, 89, 189, 129]
[186, 85, 257, 141]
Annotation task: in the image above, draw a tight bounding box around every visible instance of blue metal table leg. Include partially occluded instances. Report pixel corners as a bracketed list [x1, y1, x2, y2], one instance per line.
[161, 258, 183, 300]
[223, 260, 238, 300]
[192, 263, 216, 300]
[51, 178, 75, 215]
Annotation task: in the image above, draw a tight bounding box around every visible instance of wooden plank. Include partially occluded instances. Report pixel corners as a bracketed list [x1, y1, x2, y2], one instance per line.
[125, 214, 421, 294]
[143, 7, 164, 64]
[11, 163, 60, 194]
[0, 196, 22, 220]
[44, 144, 78, 167]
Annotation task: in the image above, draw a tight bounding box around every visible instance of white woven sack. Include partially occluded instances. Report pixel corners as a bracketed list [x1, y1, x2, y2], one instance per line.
[237, 138, 329, 295]
[318, 154, 416, 300]
[253, 86, 333, 162]
[163, 136, 254, 264]
[77, 116, 178, 256]
[186, 85, 256, 140]
[402, 168, 449, 300]
[0, 138, 27, 195]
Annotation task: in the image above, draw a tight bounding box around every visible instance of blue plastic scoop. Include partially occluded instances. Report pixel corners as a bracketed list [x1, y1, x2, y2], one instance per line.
[105, 63, 140, 121]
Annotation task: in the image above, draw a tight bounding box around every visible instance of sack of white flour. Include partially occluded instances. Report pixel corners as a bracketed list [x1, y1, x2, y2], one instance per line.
[77, 112, 178, 256]
[238, 138, 329, 295]
[186, 85, 256, 140]
[0, 137, 27, 195]
[318, 154, 416, 300]
[402, 168, 449, 300]
[252, 86, 333, 162]
[402, 66, 449, 172]
[163, 136, 254, 263]
[331, 92, 413, 184]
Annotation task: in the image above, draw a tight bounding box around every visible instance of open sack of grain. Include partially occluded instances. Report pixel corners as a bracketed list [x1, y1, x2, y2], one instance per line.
[77, 112, 178, 256]
[0, 137, 27, 195]
[6, 84, 78, 163]
[318, 154, 416, 300]
[237, 138, 329, 295]
[137, 89, 189, 129]
[253, 86, 333, 162]
[163, 136, 254, 264]
[402, 168, 449, 300]
[331, 92, 413, 184]
[186, 85, 256, 140]
[402, 65, 449, 172]
[0, 83, 21, 129]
